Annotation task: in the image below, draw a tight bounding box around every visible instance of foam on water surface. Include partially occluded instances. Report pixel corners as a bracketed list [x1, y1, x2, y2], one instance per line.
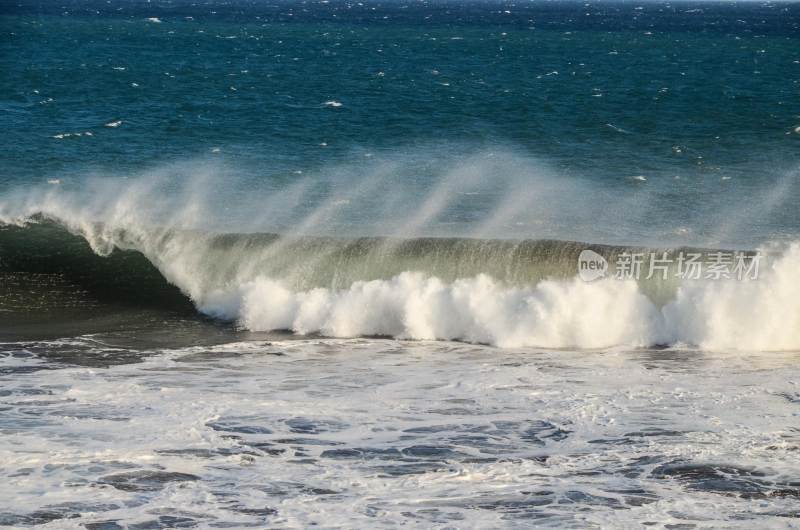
[0, 339, 798, 528]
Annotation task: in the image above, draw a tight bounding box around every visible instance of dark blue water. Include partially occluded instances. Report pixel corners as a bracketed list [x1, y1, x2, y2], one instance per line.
[3, 0, 799, 185]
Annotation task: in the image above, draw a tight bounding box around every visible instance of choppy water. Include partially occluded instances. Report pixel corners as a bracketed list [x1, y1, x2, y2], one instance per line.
[2, 338, 800, 528]
[2, 0, 800, 527]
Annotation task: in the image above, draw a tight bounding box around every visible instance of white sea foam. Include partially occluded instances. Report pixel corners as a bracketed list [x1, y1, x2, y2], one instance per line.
[2, 338, 797, 527]
[52, 131, 92, 139]
[188, 246, 799, 351]
[196, 274, 653, 348]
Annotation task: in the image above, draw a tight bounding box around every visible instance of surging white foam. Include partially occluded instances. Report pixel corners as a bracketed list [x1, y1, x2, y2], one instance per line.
[193, 244, 800, 351]
[663, 243, 800, 351]
[3, 337, 798, 528]
[202, 273, 660, 349]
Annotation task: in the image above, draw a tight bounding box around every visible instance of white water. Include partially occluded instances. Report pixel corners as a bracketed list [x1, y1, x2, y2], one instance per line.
[1, 339, 798, 528]
[197, 245, 800, 350]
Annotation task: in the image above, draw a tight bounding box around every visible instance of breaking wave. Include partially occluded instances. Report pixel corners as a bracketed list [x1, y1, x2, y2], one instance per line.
[1, 161, 798, 351]
[1, 218, 798, 351]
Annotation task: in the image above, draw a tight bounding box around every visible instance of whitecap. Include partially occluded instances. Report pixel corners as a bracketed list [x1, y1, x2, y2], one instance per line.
[606, 123, 630, 134]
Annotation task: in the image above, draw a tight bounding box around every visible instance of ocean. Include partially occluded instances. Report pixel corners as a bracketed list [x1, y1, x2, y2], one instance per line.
[1, 0, 800, 527]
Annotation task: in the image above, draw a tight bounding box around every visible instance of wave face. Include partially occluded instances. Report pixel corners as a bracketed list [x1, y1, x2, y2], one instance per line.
[2, 213, 799, 351]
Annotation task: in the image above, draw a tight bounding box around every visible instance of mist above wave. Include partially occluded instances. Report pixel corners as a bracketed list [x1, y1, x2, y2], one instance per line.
[1, 146, 798, 350]
[3, 145, 797, 246]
